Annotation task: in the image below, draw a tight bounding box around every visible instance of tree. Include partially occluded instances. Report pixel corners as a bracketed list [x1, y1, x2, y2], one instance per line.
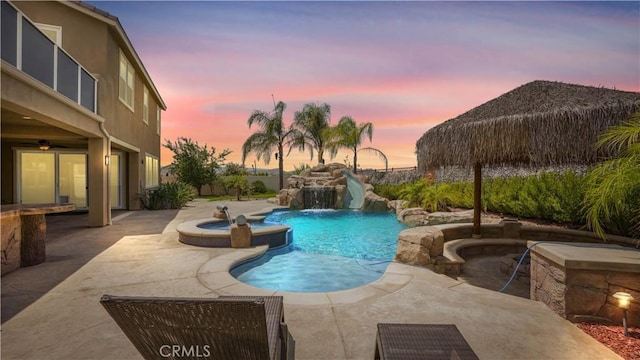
[164, 137, 230, 196]
[221, 162, 249, 201]
[242, 100, 293, 190]
[326, 116, 388, 174]
[289, 102, 331, 164]
[583, 112, 640, 239]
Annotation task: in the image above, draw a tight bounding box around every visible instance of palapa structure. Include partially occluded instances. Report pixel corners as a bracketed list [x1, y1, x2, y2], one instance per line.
[416, 80, 640, 236]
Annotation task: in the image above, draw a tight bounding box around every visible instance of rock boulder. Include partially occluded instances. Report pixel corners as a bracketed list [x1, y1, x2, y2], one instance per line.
[362, 191, 388, 212]
[395, 226, 445, 267]
[428, 210, 474, 225]
[398, 207, 429, 227]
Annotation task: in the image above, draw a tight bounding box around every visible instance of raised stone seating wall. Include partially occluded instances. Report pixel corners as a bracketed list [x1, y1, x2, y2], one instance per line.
[442, 238, 528, 275]
[394, 221, 639, 327]
[530, 242, 640, 327]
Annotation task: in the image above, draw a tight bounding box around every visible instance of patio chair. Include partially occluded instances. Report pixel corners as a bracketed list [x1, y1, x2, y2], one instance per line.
[374, 323, 478, 360]
[100, 294, 294, 360]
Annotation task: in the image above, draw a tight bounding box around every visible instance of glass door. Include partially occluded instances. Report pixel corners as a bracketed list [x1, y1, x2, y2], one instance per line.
[20, 152, 55, 204]
[109, 153, 122, 208]
[59, 153, 87, 207]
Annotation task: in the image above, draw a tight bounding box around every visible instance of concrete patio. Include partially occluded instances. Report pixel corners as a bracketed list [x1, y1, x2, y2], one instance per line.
[1, 199, 621, 359]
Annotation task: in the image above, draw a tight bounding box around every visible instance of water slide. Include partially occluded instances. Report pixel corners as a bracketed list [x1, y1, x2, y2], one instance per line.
[343, 171, 365, 209]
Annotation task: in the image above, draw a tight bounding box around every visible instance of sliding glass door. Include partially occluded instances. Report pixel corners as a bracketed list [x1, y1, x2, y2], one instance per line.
[18, 150, 123, 209]
[59, 153, 87, 207]
[20, 152, 56, 204]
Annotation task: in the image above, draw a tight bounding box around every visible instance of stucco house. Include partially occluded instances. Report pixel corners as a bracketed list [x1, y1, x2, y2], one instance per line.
[1, 0, 166, 227]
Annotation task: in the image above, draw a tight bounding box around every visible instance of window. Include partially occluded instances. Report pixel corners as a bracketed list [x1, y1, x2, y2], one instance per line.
[145, 154, 159, 188]
[143, 86, 149, 124]
[35, 23, 62, 46]
[156, 106, 161, 135]
[118, 50, 134, 110]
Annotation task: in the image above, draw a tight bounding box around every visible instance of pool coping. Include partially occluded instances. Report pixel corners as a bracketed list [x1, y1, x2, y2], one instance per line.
[189, 205, 418, 306]
[176, 205, 291, 239]
[197, 245, 418, 306]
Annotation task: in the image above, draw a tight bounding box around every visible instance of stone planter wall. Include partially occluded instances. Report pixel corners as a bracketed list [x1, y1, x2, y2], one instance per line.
[1, 210, 22, 275]
[531, 252, 640, 327]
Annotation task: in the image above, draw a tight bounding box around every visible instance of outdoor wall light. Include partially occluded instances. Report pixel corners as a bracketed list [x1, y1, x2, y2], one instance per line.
[613, 291, 634, 336]
[105, 155, 110, 166]
[38, 139, 50, 151]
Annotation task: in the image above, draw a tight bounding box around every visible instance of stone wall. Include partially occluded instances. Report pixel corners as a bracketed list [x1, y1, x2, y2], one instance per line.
[365, 168, 422, 185]
[1, 210, 22, 275]
[433, 164, 587, 183]
[531, 252, 640, 327]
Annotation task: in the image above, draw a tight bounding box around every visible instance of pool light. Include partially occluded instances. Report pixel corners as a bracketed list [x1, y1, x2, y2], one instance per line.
[613, 291, 634, 336]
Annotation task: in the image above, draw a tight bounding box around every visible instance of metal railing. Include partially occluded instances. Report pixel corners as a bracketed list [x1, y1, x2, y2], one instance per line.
[359, 166, 418, 175]
[1, 1, 97, 113]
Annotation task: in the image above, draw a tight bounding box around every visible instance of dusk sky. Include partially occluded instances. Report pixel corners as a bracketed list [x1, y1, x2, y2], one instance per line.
[92, 1, 640, 171]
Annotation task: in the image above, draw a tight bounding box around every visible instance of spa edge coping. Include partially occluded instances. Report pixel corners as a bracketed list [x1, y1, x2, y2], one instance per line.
[529, 241, 640, 273]
[442, 237, 640, 273]
[177, 205, 290, 238]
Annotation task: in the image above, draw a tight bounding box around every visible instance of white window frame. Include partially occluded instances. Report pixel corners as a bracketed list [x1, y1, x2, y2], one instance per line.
[143, 86, 149, 124]
[118, 50, 135, 111]
[145, 154, 159, 189]
[34, 23, 62, 46]
[156, 106, 161, 136]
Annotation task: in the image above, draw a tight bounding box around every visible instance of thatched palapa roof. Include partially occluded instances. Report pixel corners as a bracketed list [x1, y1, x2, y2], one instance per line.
[417, 80, 640, 172]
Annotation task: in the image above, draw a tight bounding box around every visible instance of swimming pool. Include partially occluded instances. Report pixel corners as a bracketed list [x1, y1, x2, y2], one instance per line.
[230, 209, 407, 292]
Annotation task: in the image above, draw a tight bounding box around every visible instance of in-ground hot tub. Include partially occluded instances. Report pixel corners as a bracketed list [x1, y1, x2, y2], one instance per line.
[177, 217, 291, 248]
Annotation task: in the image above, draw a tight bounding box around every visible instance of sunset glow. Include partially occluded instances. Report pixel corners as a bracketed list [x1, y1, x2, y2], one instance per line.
[92, 1, 640, 170]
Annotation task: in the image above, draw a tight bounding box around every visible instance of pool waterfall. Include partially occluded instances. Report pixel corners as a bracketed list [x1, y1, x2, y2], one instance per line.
[302, 186, 335, 209]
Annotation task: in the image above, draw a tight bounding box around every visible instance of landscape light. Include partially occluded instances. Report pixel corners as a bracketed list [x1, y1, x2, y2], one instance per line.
[613, 292, 634, 336]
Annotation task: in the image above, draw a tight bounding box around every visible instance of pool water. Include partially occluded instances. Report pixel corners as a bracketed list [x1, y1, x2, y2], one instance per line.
[230, 210, 407, 292]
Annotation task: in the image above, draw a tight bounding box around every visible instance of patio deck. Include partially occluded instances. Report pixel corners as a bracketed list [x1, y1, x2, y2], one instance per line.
[1, 199, 621, 359]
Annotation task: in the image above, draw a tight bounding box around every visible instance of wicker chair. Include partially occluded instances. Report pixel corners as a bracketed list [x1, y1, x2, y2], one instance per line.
[100, 294, 294, 360]
[374, 323, 478, 360]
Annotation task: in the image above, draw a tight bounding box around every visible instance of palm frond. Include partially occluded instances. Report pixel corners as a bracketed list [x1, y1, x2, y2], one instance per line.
[358, 147, 388, 170]
[595, 113, 640, 153]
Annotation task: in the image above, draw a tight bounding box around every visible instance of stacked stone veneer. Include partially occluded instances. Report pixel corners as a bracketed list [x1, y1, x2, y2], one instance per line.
[394, 220, 639, 326]
[531, 252, 640, 327]
[1, 210, 22, 276]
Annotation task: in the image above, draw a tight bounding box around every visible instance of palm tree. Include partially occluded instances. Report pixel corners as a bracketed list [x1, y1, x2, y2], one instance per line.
[326, 116, 388, 174]
[583, 112, 640, 239]
[242, 101, 292, 190]
[289, 102, 331, 164]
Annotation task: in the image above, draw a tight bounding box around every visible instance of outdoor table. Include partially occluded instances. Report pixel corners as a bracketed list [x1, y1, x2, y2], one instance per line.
[374, 323, 479, 360]
[1, 203, 75, 267]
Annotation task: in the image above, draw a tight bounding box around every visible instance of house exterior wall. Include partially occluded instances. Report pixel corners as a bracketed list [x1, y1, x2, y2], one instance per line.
[3, 1, 165, 223]
[13, 1, 163, 169]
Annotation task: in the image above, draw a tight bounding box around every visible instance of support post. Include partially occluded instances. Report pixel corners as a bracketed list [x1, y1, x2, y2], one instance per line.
[473, 163, 482, 238]
[88, 137, 110, 227]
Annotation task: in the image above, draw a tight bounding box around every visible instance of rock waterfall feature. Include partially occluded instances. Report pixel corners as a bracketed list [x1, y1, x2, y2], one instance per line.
[274, 163, 388, 211]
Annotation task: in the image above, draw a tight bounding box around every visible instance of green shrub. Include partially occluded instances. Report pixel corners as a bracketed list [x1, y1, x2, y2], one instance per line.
[482, 172, 585, 223]
[398, 178, 429, 207]
[448, 182, 474, 209]
[421, 182, 454, 212]
[221, 175, 249, 201]
[251, 180, 268, 194]
[395, 171, 586, 226]
[373, 183, 406, 200]
[139, 181, 196, 210]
